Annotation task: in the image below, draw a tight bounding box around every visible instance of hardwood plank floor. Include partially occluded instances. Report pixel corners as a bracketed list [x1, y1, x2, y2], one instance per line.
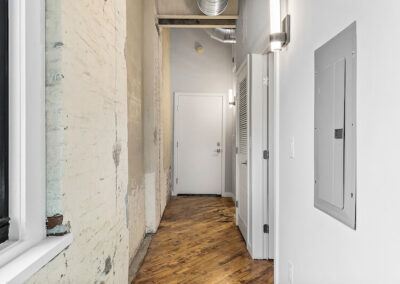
[134, 196, 274, 284]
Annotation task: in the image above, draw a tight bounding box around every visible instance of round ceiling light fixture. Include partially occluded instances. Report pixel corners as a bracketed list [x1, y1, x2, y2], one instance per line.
[197, 0, 229, 16]
[195, 42, 204, 54]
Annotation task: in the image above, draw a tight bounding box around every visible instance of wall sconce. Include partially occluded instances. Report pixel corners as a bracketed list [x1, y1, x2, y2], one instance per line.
[228, 89, 235, 106]
[269, 15, 291, 52]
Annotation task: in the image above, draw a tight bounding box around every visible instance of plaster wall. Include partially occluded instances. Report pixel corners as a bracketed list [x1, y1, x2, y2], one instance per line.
[234, 0, 270, 68]
[170, 28, 235, 195]
[160, 28, 172, 212]
[277, 0, 400, 283]
[143, 0, 171, 233]
[126, 0, 147, 263]
[143, 0, 161, 233]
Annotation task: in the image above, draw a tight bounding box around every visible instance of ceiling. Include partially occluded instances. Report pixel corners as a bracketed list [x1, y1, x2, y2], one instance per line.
[156, 0, 239, 28]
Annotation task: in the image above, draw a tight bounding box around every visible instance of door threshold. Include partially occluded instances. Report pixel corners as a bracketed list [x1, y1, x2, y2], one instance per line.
[177, 194, 222, 197]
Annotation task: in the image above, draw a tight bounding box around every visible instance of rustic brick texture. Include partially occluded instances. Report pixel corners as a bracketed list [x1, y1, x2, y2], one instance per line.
[27, 0, 172, 281]
[28, 0, 130, 282]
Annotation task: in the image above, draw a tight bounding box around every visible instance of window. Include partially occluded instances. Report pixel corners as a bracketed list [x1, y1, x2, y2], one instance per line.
[0, 0, 9, 245]
[0, 1, 72, 282]
[0, 0, 47, 263]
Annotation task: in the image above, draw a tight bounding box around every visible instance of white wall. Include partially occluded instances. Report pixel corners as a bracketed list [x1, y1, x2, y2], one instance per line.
[277, 0, 400, 283]
[170, 28, 235, 195]
[235, 0, 270, 68]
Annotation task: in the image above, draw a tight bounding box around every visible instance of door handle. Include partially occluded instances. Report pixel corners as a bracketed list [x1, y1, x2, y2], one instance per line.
[216, 148, 222, 153]
[241, 161, 247, 165]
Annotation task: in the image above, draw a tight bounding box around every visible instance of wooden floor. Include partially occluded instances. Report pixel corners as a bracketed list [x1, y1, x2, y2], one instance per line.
[134, 196, 274, 284]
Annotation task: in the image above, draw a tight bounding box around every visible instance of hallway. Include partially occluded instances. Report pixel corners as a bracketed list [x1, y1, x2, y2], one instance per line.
[134, 197, 274, 283]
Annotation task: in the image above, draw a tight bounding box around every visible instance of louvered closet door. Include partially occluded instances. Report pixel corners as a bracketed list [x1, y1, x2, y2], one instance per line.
[237, 63, 249, 243]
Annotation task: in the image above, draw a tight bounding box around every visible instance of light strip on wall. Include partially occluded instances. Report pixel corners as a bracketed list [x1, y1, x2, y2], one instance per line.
[228, 89, 235, 106]
[270, 0, 282, 51]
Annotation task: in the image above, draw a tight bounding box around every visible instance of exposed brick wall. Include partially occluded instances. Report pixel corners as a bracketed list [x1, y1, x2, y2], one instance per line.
[28, 0, 172, 281]
[28, 0, 130, 282]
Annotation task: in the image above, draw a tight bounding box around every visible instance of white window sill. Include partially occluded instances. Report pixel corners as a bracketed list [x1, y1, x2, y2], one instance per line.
[0, 234, 73, 284]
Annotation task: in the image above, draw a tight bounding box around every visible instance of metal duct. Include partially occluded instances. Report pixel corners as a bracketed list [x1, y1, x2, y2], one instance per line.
[207, 28, 236, 43]
[197, 0, 229, 16]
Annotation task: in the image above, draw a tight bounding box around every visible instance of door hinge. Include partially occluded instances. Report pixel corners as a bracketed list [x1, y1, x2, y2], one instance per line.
[263, 150, 269, 160]
[235, 200, 238, 208]
[263, 224, 269, 234]
[176, 178, 178, 184]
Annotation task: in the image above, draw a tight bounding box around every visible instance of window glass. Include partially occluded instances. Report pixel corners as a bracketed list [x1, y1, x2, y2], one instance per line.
[0, 0, 9, 244]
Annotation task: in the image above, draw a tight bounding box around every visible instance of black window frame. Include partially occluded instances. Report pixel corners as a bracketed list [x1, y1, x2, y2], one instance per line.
[0, 0, 9, 244]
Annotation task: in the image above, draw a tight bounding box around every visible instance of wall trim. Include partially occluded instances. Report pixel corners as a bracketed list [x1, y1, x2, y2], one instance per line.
[222, 191, 235, 202]
[0, 234, 73, 284]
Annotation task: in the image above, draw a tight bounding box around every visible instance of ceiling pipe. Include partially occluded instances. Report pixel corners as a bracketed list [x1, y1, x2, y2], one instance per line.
[197, 0, 229, 16]
[206, 28, 236, 44]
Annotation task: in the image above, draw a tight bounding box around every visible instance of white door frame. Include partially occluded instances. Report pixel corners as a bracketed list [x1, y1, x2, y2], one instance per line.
[249, 54, 269, 260]
[173, 92, 226, 196]
[235, 66, 242, 226]
[235, 58, 250, 244]
[235, 54, 272, 260]
[266, 52, 276, 260]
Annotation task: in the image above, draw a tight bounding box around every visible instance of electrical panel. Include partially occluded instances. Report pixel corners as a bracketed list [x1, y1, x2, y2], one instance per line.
[314, 22, 357, 229]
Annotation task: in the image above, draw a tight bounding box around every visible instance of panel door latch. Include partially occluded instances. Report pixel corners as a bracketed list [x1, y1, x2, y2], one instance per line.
[263, 150, 269, 160]
[263, 224, 269, 234]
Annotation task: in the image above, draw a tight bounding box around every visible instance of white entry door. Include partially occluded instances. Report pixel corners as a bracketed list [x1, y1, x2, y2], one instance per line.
[174, 93, 224, 195]
[237, 63, 249, 243]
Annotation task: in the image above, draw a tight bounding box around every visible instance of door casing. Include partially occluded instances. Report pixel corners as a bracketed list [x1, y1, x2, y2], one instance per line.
[235, 54, 271, 260]
[172, 92, 226, 196]
[236, 59, 249, 244]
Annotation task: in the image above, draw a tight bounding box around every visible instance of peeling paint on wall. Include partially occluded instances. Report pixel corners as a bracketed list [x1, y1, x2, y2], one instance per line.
[113, 133, 122, 169]
[27, 0, 130, 282]
[126, 0, 147, 265]
[46, 214, 71, 236]
[103, 256, 112, 275]
[45, 0, 65, 226]
[124, 186, 129, 228]
[160, 28, 172, 211]
[143, 0, 171, 235]
[27, 0, 172, 282]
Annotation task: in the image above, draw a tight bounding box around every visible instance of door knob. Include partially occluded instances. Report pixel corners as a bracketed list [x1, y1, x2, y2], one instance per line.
[216, 148, 221, 153]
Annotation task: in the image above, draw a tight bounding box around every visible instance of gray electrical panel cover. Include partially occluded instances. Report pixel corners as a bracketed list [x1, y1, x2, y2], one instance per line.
[314, 22, 357, 229]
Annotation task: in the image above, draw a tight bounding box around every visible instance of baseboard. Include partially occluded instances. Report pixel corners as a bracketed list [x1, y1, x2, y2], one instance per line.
[128, 234, 152, 283]
[173, 191, 235, 202]
[222, 191, 235, 202]
[177, 194, 221, 197]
